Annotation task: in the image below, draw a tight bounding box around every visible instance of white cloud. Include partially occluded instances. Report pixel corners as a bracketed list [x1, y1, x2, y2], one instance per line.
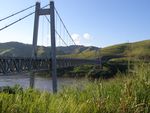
[70, 33, 93, 45]
[71, 33, 81, 45]
[83, 33, 92, 40]
[35, 0, 41, 2]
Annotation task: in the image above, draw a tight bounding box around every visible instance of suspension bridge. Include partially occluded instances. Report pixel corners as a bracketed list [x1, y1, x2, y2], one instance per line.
[0, 1, 101, 92]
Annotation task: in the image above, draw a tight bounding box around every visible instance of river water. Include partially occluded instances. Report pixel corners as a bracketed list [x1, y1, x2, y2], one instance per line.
[0, 73, 80, 91]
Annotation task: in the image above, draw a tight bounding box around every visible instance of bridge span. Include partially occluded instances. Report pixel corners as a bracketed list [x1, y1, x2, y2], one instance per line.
[0, 57, 100, 74]
[0, 1, 101, 92]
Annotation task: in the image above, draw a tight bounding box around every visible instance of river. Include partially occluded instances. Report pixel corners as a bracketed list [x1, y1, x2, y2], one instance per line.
[0, 73, 80, 91]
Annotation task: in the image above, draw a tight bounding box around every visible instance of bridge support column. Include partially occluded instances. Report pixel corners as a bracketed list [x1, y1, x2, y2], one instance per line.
[30, 2, 40, 88]
[32, 2, 40, 58]
[50, 1, 57, 93]
[30, 72, 35, 88]
[31, 1, 57, 93]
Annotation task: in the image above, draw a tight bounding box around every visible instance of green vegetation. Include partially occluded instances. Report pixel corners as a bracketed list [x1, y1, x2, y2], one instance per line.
[1, 40, 149, 79]
[0, 63, 149, 113]
[63, 40, 150, 60]
[0, 40, 149, 112]
[0, 40, 149, 60]
[0, 42, 98, 57]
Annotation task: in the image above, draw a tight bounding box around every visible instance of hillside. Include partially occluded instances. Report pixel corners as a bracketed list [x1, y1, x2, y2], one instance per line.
[0, 42, 99, 57]
[0, 40, 149, 60]
[63, 40, 150, 60]
[101, 40, 150, 58]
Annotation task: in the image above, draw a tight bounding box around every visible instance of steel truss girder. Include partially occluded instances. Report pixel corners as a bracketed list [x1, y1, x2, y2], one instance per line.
[0, 57, 51, 74]
[0, 57, 100, 74]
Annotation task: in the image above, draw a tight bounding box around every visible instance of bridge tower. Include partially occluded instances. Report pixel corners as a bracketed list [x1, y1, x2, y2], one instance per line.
[32, 1, 57, 93]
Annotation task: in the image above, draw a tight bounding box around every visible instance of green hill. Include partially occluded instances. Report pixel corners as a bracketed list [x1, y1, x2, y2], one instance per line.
[101, 40, 150, 58]
[0, 42, 32, 57]
[0, 40, 149, 60]
[0, 42, 99, 57]
[63, 40, 150, 60]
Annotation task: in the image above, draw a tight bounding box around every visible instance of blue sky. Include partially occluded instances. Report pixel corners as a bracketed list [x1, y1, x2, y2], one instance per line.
[0, 0, 150, 47]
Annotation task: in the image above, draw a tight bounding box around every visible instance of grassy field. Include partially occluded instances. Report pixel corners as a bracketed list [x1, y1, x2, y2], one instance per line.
[0, 63, 149, 113]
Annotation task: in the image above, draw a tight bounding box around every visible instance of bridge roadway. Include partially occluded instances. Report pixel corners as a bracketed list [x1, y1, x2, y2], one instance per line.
[0, 57, 100, 74]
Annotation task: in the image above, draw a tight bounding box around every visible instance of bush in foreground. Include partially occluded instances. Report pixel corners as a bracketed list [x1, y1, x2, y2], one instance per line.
[0, 63, 149, 113]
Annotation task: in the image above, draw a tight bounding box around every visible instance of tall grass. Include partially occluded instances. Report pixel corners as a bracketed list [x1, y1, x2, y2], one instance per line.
[0, 63, 149, 113]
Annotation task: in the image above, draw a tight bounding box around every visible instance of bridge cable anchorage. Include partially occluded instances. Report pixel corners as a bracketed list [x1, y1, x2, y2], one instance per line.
[0, 4, 50, 32]
[45, 16, 69, 47]
[0, 4, 35, 22]
[54, 7, 87, 58]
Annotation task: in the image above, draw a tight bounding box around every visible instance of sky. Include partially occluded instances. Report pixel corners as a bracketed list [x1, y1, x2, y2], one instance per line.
[0, 0, 150, 47]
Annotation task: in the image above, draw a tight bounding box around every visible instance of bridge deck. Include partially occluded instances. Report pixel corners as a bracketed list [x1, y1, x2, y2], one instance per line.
[0, 57, 100, 74]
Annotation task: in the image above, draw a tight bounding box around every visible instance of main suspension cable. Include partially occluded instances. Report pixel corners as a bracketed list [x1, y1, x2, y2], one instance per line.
[0, 12, 34, 31]
[0, 4, 35, 22]
[45, 15, 69, 47]
[45, 15, 86, 58]
[54, 7, 76, 46]
[0, 4, 50, 32]
[54, 7, 87, 57]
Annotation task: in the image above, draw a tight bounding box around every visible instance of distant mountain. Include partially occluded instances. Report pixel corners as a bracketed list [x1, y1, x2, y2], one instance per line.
[0, 42, 99, 57]
[0, 42, 32, 57]
[0, 40, 149, 60]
